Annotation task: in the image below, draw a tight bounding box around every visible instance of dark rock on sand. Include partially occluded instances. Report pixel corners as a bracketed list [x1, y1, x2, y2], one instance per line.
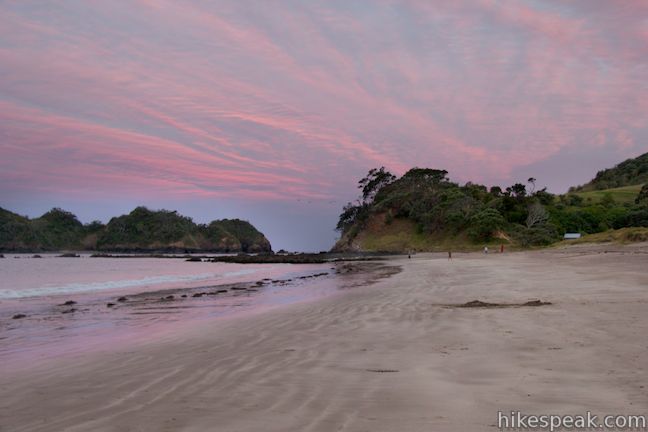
[217, 289, 228, 293]
[457, 299, 552, 308]
[192, 293, 204, 298]
[106, 303, 116, 307]
[61, 308, 77, 314]
[32, 254, 42, 258]
[523, 300, 552, 306]
[185, 257, 202, 262]
[61, 300, 77, 306]
[58, 253, 80, 258]
[117, 296, 127, 302]
[12, 314, 27, 319]
[460, 300, 500, 308]
[181, 294, 187, 298]
[209, 254, 327, 264]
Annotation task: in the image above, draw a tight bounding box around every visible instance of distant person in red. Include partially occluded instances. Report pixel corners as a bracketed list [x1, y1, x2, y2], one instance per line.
[500, 244, 504, 253]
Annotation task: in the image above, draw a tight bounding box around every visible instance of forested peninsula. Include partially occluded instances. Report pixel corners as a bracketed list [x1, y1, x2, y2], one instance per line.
[334, 153, 648, 252]
[0, 206, 272, 253]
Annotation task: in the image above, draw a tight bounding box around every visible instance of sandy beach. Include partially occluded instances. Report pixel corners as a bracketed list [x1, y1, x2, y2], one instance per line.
[2, 244, 648, 431]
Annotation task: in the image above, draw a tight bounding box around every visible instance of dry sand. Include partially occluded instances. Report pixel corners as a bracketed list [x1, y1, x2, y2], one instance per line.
[1, 244, 648, 431]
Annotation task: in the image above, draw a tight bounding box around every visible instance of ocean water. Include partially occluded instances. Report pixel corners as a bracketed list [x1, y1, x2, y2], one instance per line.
[0, 254, 277, 300]
[0, 254, 387, 369]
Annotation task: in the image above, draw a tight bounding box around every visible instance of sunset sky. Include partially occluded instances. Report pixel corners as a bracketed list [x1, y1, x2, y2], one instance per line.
[1, 1, 647, 251]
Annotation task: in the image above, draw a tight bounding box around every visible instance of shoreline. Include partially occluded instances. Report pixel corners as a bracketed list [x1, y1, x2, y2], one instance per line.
[1, 261, 399, 372]
[1, 244, 647, 431]
[1, 251, 398, 265]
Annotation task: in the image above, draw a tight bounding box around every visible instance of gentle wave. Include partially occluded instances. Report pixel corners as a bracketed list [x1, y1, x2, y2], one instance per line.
[0, 268, 261, 299]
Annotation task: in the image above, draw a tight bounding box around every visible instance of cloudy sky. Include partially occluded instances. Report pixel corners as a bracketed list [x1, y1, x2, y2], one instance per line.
[1, 1, 647, 251]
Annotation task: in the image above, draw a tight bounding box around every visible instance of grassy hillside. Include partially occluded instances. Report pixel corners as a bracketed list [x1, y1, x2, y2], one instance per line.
[573, 184, 642, 205]
[0, 206, 272, 253]
[555, 227, 648, 245]
[572, 152, 648, 191]
[341, 215, 510, 252]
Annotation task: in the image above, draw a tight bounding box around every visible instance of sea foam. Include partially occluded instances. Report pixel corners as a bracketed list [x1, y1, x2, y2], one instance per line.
[0, 268, 260, 299]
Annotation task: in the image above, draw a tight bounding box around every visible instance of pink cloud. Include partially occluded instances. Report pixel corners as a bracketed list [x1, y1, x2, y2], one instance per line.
[1, 0, 646, 205]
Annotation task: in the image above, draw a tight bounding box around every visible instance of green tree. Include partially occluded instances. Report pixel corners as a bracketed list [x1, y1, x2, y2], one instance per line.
[468, 208, 505, 241]
[358, 167, 396, 204]
[506, 183, 527, 198]
[635, 184, 648, 206]
[336, 202, 364, 233]
[402, 168, 449, 183]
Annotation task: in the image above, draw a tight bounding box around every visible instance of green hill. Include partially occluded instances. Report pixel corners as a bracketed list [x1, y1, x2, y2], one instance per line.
[573, 184, 642, 205]
[572, 152, 648, 191]
[0, 206, 272, 253]
[0, 208, 85, 251]
[0, 207, 38, 250]
[554, 227, 648, 246]
[333, 164, 648, 252]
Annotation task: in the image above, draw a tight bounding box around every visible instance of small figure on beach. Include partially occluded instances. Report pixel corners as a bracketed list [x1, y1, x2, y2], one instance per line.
[500, 244, 504, 253]
[483, 246, 489, 254]
[448, 250, 452, 260]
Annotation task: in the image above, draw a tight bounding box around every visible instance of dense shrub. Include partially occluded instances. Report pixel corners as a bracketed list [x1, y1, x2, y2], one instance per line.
[468, 209, 505, 241]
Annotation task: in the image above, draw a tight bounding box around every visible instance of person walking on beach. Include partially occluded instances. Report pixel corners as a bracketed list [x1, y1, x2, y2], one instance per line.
[483, 246, 489, 254]
[500, 244, 504, 253]
[448, 250, 452, 260]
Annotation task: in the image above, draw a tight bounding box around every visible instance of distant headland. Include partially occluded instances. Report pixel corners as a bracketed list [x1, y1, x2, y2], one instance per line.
[0, 206, 272, 253]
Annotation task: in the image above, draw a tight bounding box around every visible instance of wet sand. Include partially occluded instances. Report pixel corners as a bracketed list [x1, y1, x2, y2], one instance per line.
[0, 262, 393, 371]
[1, 244, 648, 431]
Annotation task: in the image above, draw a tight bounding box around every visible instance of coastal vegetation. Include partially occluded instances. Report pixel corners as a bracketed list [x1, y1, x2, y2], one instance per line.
[554, 227, 648, 245]
[571, 152, 648, 191]
[572, 184, 642, 205]
[334, 152, 648, 252]
[0, 206, 271, 253]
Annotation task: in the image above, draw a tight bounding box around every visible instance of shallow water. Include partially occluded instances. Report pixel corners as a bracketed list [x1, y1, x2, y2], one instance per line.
[0, 255, 396, 370]
[0, 254, 273, 299]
